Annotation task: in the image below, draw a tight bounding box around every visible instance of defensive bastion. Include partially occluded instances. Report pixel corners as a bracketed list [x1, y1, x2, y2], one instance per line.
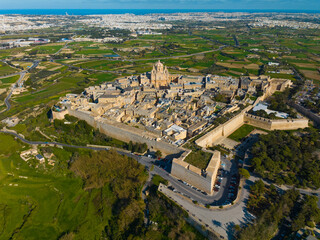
[52, 106, 184, 156]
[195, 108, 309, 148]
[171, 150, 221, 194]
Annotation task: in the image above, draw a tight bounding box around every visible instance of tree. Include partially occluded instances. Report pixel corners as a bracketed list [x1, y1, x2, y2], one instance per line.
[239, 168, 250, 179]
[155, 150, 162, 159]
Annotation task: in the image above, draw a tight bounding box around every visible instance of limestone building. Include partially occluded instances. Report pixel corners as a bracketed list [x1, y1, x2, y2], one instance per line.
[151, 60, 170, 88]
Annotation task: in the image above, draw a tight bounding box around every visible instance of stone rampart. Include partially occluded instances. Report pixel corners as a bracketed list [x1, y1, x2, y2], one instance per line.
[67, 107, 183, 156]
[196, 106, 252, 148]
[51, 109, 68, 120]
[289, 102, 320, 126]
[196, 104, 308, 148]
[243, 114, 272, 129]
[171, 151, 220, 194]
[244, 113, 309, 130]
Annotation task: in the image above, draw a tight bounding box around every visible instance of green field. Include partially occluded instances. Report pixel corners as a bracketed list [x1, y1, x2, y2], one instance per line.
[0, 63, 18, 76]
[228, 124, 257, 142]
[0, 75, 19, 84]
[31, 44, 64, 55]
[0, 133, 94, 239]
[2, 70, 116, 119]
[75, 49, 114, 55]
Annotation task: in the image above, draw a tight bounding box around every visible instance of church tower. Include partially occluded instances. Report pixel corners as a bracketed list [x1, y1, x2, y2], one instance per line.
[150, 60, 170, 88]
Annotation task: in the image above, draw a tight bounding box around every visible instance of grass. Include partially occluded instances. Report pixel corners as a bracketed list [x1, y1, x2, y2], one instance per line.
[0, 133, 116, 239]
[151, 174, 168, 186]
[3, 70, 117, 118]
[0, 75, 19, 84]
[0, 63, 18, 76]
[32, 44, 64, 55]
[75, 49, 114, 55]
[184, 150, 213, 170]
[87, 72, 117, 84]
[228, 124, 256, 142]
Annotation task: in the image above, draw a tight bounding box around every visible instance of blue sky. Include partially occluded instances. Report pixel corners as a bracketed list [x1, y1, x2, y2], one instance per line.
[1, 0, 319, 11]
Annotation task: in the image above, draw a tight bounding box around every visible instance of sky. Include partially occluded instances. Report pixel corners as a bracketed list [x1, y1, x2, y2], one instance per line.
[1, 0, 320, 11]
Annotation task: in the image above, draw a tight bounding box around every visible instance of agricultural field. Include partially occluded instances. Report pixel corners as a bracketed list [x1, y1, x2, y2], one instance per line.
[0, 75, 19, 84]
[0, 133, 86, 239]
[0, 62, 19, 76]
[28, 43, 65, 55]
[1, 67, 117, 120]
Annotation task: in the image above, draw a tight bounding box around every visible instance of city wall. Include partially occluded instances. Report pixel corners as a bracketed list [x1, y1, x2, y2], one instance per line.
[289, 102, 320, 126]
[244, 113, 309, 130]
[196, 106, 309, 148]
[66, 108, 183, 156]
[171, 151, 221, 194]
[195, 106, 251, 148]
[51, 109, 69, 120]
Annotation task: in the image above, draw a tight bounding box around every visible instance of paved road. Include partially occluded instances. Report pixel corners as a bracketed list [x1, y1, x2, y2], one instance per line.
[233, 35, 239, 47]
[53, 42, 68, 56]
[0, 129, 237, 206]
[159, 179, 254, 240]
[0, 60, 39, 114]
[0, 71, 22, 79]
[1, 71, 26, 114]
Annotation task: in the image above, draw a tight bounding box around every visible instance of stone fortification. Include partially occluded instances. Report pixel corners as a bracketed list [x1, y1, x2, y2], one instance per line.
[65, 107, 183, 156]
[196, 105, 309, 148]
[195, 106, 252, 148]
[171, 151, 221, 194]
[51, 109, 68, 120]
[244, 113, 309, 130]
[289, 102, 320, 126]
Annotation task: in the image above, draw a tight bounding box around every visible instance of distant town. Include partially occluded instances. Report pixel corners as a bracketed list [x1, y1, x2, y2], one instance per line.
[0, 10, 319, 240]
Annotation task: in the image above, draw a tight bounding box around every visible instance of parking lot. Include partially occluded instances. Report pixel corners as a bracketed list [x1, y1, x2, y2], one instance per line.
[151, 154, 240, 206]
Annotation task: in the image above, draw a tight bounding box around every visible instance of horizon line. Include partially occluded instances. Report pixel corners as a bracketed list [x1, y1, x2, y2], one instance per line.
[0, 8, 319, 11]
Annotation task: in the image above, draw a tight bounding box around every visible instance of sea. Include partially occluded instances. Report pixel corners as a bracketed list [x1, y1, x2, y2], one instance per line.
[0, 9, 319, 15]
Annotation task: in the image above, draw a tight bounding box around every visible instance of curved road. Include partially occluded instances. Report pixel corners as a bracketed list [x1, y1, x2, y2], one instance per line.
[0, 60, 39, 114]
[1, 129, 233, 205]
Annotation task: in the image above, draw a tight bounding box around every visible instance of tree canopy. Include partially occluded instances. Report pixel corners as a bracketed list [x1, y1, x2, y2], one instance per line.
[250, 129, 320, 189]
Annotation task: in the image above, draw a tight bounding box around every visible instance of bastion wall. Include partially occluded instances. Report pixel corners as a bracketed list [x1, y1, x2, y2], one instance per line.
[171, 151, 221, 194]
[196, 108, 309, 148]
[65, 108, 183, 156]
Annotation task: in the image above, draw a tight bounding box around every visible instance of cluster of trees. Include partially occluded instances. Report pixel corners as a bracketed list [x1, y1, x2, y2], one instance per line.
[237, 180, 320, 239]
[69, 150, 205, 239]
[25, 69, 58, 88]
[268, 89, 297, 118]
[159, 42, 181, 54]
[146, 175, 207, 240]
[53, 117, 126, 149]
[70, 150, 148, 239]
[212, 93, 230, 103]
[248, 109, 279, 119]
[237, 188, 300, 240]
[250, 129, 320, 188]
[127, 141, 148, 153]
[246, 180, 279, 216]
[302, 99, 320, 114]
[53, 116, 149, 153]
